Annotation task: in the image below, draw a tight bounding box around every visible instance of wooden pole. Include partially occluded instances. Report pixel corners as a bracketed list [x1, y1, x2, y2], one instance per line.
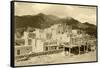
[86, 45, 88, 52]
[69, 48, 71, 56]
[87, 44, 88, 53]
[84, 45, 85, 53]
[79, 46, 80, 55]
[64, 48, 66, 56]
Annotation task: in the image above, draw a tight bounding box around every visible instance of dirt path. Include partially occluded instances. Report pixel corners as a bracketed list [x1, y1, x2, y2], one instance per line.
[15, 51, 96, 66]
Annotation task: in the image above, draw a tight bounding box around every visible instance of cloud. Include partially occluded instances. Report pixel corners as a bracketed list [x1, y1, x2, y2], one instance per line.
[15, 2, 96, 25]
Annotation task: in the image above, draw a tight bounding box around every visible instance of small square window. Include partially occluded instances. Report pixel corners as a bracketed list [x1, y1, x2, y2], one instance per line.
[17, 50, 20, 55]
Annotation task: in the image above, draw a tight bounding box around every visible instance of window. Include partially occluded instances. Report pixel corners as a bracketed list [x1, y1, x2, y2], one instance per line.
[45, 47, 48, 51]
[28, 39, 32, 45]
[17, 50, 20, 55]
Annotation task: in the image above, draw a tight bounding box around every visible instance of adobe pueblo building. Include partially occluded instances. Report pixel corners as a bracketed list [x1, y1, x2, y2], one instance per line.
[15, 24, 96, 60]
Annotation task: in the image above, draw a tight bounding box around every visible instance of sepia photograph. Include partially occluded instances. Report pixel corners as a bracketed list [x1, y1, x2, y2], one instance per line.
[11, 1, 97, 67]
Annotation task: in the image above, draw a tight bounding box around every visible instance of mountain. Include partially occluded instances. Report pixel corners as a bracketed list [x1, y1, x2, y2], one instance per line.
[83, 22, 97, 37]
[15, 13, 96, 37]
[15, 13, 60, 29]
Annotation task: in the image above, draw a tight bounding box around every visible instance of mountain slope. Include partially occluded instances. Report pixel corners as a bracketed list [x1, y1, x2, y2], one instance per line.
[15, 13, 60, 29]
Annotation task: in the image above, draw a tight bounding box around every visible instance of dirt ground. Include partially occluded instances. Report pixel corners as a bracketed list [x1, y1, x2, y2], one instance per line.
[15, 50, 97, 66]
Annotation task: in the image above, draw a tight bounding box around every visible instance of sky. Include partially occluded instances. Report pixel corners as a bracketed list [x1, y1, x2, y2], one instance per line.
[14, 2, 97, 25]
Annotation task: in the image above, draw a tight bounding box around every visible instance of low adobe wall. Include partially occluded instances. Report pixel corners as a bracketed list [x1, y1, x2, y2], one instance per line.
[15, 50, 64, 60]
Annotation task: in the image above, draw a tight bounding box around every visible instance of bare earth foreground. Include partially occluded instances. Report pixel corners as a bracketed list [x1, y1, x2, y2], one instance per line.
[15, 51, 96, 66]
